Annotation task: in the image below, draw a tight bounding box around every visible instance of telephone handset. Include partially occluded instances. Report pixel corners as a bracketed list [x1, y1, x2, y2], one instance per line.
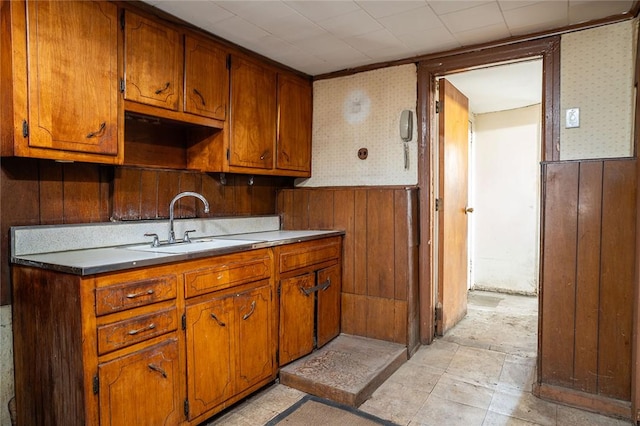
[400, 110, 413, 142]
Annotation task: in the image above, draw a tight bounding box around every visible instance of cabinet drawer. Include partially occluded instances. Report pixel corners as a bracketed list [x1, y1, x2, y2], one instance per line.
[278, 239, 341, 273]
[95, 275, 177, 316]
[184, 253, 271, 298]
[97, 307, 178, 355]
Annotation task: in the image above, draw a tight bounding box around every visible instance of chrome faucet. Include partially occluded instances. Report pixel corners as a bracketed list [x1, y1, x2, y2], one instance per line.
[168, 192, 210, 244]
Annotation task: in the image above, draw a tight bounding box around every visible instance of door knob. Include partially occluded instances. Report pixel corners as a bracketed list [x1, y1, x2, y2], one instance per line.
[465, 207, 474, 214]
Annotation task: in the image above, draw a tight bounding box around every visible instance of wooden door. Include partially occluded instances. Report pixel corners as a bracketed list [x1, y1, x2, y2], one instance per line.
[124, 11, 180, 111]
[26, 0, 119, 155]
[185, 295, 234, 420]
[436, 78, 470, 336]
[184, 35, 229, 120]
[276, 73, 312, 174]
[98, 338, 182, 426]
[229, 55, 276, 170]
[235, 284, 274, 390]
[317, 264, 341, 347]
[279, 273, 314, 365]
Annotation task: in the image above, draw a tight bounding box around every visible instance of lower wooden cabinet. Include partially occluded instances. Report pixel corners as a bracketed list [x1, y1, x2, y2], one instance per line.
[98, 338, 183, 426]
[277, 237, 343, 366]
[12, 237, 341, 425]
[185, 281, 274, 421]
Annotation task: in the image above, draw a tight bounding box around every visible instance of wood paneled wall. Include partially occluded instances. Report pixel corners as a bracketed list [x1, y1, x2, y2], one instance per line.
[537, 158, 636, 413]
[0, 158, 291, 304]
[277, 187, 420, 354]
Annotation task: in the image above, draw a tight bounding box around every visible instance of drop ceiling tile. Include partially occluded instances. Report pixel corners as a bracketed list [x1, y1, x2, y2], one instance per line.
[568, 1, 634, 24]
[428, 0, 493, 15]
[452, 22, 511, 45]
[379, 5, 444, 37]
[208, 16, 270, 45]
[356, 1, 426, 19]
[261, 14, 326, 43]
[295, 33, 360, 56]
[503, 1, 568, 31]
[398, 28, 460, 52]
[439, 2, 504, 33]
[497, 1, 547, 12]
[344, 29, 406, 54]
[318, 9, 383, 38]
[285, 0, 360, 22]
[154, 1, 234, 26]
[217, 1, 297, 30]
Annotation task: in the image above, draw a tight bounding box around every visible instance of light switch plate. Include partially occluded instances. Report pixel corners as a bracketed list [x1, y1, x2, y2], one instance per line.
[566, 108, 580, 128]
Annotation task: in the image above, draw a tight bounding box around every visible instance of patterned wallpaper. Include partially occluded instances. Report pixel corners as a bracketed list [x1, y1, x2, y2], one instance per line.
[560, 19, 637, 160]
[296, 64, 418, 187]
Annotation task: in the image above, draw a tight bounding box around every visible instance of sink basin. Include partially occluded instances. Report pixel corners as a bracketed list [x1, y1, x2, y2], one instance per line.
[121, 238, 260, 254]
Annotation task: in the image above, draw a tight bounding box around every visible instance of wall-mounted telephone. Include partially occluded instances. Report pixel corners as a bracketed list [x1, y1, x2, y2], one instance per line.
[400, 110, 413, 142]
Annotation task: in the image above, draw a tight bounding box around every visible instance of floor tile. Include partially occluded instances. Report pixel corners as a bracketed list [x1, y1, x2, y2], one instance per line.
[488, 388, 557, 426]
[497, 355, 536, 392]
[483, 410, 543, 425]
[409, 394, 488, 426]
[446, 345, 506, 389]
[359, 380, 430, 425]
[556, 404, 634, 425]
[430, 372, 495, 410]
[386, 361, 442, 393]
[408, 339, 459, 372]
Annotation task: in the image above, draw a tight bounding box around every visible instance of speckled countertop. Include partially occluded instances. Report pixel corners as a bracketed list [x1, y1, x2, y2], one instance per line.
[11, 217, 344, 276]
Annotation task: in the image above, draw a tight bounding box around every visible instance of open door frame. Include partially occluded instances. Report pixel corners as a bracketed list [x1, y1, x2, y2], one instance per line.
[416, 36, 561, 344]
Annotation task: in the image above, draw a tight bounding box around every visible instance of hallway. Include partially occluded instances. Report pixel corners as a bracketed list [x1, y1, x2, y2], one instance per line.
[207, 291, 631, 425]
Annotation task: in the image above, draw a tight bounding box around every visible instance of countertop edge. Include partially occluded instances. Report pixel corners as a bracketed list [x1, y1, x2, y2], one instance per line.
[11, 230, 345, 276]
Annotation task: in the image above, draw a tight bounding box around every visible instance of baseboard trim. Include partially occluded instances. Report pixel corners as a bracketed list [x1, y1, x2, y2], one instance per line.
[533, 382, 632, 421]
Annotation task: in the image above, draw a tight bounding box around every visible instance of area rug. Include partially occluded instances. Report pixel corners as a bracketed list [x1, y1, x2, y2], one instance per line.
[265, 394, 398, 426]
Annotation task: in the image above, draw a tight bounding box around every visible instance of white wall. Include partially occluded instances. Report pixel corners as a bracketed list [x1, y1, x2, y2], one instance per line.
[471, 104, 541, 295]
[297, 64, 418, 187]
[560, 19, 637, 160]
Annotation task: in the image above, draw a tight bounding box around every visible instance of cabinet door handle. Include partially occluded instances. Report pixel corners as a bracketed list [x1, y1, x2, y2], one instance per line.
[210, 313, 226, 327]
[280, 150, 290, 162]
[260, 150, 271, 161]
[193, 88, 206, 106]
[301, 278, 331, 295]
[127, 323, 156, 335]
[86, 122, 106, 138]
[242, 301, 256, 320]
[155, 81, 171, 94]
[148, 363, 167, 378]
[126, 289, 155, 299]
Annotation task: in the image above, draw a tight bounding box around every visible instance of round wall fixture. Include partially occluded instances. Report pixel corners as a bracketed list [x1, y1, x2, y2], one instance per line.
[357, 148, 368, 159]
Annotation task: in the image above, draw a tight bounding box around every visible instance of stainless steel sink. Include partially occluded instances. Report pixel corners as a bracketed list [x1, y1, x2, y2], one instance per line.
[121, 238, 260, 254]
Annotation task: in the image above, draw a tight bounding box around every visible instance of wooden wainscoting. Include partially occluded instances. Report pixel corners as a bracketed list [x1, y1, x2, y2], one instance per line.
[536, 158, 637, 418]
[277, 187, 420, 355]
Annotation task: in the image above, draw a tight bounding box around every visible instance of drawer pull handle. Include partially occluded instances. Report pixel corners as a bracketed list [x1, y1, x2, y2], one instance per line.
[86, 122, 106, 138]
[148, 363, 167, 378]
[126, 289, 155, 299]
[242, 301, 256, 320]
[301, 278, 331, 295]
[210, 313, 226, 327]
[128, 323, 156, 335]
[155, 81, 170, 94]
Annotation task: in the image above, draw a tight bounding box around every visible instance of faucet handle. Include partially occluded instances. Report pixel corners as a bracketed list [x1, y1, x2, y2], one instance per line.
[183, 230, 196, 243]
[144, 233, 160, 247]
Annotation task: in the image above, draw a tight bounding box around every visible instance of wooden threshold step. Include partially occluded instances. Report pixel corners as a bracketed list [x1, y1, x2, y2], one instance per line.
[279, 334, 407, 407]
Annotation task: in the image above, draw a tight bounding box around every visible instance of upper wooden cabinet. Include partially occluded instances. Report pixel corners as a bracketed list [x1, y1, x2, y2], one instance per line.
[184, 35, 229, 121]
[229, 55, 277, 170]
[124, 10, 181, 111]
[226, 55, 312, 177]
[1, 0, 123, 164]
[277, 73, 312, 174]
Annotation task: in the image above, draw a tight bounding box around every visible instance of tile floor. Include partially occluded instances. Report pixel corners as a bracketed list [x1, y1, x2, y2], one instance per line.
[206, 291, 633, 426]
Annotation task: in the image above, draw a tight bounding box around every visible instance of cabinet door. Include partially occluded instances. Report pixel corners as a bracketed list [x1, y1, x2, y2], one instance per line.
[184, 35, 229, 120]
[124, 11, 180, 111]
[98, 338, 182, 426]
[276, 73, 312, 174]
[185, 295, 235, 420]
[279, 273, 315, 365]
[317, 264, 342, 348]
[229, 55, 276, 169]
[235, 284, 274, 390]
[26, 0, 119, 155]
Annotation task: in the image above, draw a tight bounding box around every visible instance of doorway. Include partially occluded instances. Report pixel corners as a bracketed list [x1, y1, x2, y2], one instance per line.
[416, 37, 560, 344]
